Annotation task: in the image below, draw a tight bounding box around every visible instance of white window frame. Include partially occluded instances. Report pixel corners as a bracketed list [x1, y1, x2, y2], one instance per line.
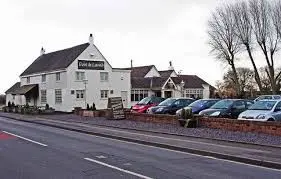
[76, 71, 85, 81]
[55, 89, 62, 104]
[42, 74, 46, 83]
[27, 77, 30, 84]
[56, 72, 60, 81]
[131, 90, 149, 102]
[76, 90, 85, 99]
[100, 90, 109, 99]
[41, 90, 47, 104]
[100, 72, 109, 82]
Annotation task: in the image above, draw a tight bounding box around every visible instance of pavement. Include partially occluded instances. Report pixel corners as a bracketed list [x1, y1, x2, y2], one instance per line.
[0, 116, 281, 178]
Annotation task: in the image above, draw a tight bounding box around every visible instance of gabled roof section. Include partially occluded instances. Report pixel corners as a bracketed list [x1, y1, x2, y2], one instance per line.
[117, 65, 154, 77]
[172, 75, 210, 88]
[159, 70, 176, 77]
[5, 82, 20, 94]
[131, 77, 168, 88]
[21, 43, 90, 76]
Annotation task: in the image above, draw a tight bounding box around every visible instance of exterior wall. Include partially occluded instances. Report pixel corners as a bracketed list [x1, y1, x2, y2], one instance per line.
[202, 84, 210, 99]
[144, 66, 160, 78]
[65, 44, 131, 112]
[6, 94, 25, 106]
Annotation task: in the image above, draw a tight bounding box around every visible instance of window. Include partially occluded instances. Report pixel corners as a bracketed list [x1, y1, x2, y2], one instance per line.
[275, 102, 281, 111]
[42, 74, 46, 83]
[12, 95, 15, 100]
[185, 88, 203, 99]
[100, 72, 109, 81]
[131, 90, 149, 101]
[233, 101, 246, 110]
[56, 72, 60, 81]
[26, 96, 31, 103]
[27, 77, 30, 84]
[55, 89, 62, 104]
[100, 90, 109, 99]
[71, 90, 75, 95]
[76, 72, 85, 81]
[76, 90, 85, 99]
[41, 90, 47, 104]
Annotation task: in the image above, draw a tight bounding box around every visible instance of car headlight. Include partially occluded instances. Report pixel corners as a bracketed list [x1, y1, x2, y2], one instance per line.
[210, 111, 220, 116]
[257, 114, 266, 119]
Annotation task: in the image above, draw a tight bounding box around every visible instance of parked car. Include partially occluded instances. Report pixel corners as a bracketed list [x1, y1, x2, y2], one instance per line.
[238, 99, 281, 121]
[254, 95, 281, 102]
[147, 98, 195, 115]
[199, 99, 254, 119]
[131, 96, 164, 113]
[176, 99, 221, 117]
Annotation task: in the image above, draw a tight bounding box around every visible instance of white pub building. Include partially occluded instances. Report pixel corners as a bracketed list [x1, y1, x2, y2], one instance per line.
[6, 34, 214, 112]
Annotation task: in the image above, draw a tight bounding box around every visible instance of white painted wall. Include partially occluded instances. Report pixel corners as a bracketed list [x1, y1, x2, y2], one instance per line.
[203, 84, 210, 99]
[64, 44, 131, 112]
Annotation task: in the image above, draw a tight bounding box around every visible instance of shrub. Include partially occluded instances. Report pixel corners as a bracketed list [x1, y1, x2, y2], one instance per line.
[45, 103, 49, 110]
[92, 103, 96, 111]
[87, 104, 90, 110]
[7, 101, 11, 108]
[180, 108, 193, 119]
[11, 102, 15, 107]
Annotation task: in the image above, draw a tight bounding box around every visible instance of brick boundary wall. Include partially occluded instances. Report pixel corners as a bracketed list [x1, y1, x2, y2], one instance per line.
[125, 112, 281, 136]
[125, 112, 178, 125]
[197, 117, 281, 136]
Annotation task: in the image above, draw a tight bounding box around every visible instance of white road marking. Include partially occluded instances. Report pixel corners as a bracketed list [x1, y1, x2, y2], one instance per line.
[2, 131, 48, 147]
[84, 158, 153, 179]
[89, 134, 281, 172]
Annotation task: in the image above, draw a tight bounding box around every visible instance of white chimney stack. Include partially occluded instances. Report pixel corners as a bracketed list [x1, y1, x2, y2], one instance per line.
[40, 47, 45, 56]
[168, 61, 174, 70]
[89, 33, 94, 45]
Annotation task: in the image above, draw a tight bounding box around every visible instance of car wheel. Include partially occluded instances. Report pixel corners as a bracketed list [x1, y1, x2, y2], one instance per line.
[268, 118, 275, 121]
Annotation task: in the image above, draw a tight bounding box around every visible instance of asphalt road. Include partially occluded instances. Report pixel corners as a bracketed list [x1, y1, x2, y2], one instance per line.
[0, 117, 280, 179]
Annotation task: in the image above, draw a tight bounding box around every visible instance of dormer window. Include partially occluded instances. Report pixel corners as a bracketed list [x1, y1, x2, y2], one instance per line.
[42, 74, 46, 83]
[27, 77, 30, 84]
[56, 72, 60, 81]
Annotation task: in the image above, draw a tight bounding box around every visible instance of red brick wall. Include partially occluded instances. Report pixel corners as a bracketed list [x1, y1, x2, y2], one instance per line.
[125, 112, 281, 136]
[198, 117, 281, 136]
[125, 112, 178, 125]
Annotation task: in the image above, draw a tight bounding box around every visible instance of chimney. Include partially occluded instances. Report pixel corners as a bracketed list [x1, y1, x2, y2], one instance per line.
[40, 47, 45, 56]
[168, 61, 174, 70]
[130, 59, 133, 68]
[89, 33, 94, 45]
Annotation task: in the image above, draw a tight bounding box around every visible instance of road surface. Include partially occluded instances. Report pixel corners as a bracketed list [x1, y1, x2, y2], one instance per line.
[0, 116, 280, 179]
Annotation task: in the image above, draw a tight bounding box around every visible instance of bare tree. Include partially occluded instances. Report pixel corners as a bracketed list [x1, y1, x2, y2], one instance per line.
[207, 5, 242, 95]
[272, 0, 281, 37]
[249, 0, 281, 94]
[232, 1, 263, 91]
[223, 68, 255, 97]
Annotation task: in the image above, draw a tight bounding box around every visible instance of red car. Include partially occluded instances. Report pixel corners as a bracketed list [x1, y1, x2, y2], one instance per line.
[131, 96, 165, 113]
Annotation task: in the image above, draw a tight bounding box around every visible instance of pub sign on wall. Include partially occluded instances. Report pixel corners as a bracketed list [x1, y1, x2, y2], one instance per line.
[78, 60, 105, 70]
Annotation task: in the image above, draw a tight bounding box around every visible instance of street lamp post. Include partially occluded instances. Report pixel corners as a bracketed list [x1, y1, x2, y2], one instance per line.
[83, 79, 88, 109]
[180, 80, 185, 97]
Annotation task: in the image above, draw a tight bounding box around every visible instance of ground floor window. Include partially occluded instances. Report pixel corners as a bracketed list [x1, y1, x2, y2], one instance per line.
[131, 90, 149, 102]
[26, 96, 31, 103]
[41, 90, 47, 104]
[100, 90, 109, 99]
[76, 90, 85, 99]
[55, 89, 62, 104]
[185, 89, 203, 99]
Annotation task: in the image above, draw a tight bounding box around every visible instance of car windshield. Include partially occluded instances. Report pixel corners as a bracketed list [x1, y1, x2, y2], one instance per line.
[137, 97, 151, 105]
[158, 98, 177, 106]
[256, 96, 273, 101]
[211, 100, 233, 109]
[188, 100, 208, 107]
[249, 100, 277, 110]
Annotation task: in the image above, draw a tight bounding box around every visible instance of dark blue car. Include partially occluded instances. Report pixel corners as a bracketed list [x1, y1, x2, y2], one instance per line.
[176, 99, 220, 117]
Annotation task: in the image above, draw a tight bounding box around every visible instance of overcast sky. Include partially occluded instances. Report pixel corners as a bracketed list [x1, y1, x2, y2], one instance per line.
[1, 0, 275, 94]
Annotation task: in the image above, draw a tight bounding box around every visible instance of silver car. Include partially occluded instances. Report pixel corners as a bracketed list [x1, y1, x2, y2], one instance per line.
[238, 99, 281, 121]
[254, 95, 281, 102]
